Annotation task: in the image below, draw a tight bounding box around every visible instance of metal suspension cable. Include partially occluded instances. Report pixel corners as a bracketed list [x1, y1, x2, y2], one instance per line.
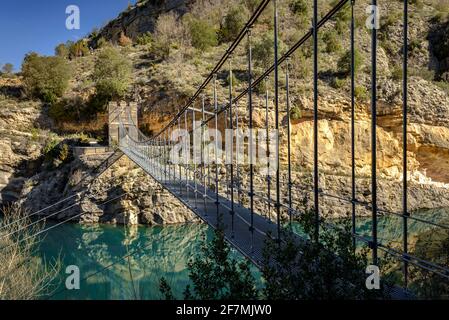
[0, 150, 123, 232]
[0, 193, 81, 232]
[168, 0, 351, 140]
[151, 0, 272, 140]
[0, 192, 127, 252]
[0, 180, 121, 240]
[0, 166, 124, 239]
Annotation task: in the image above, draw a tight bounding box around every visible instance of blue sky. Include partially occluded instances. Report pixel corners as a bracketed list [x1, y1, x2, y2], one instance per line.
[0, 0, 135, 72]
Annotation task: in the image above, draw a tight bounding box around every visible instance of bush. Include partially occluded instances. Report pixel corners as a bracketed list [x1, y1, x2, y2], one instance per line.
[354, 86, 368, 101]
[92, 46, 132, 107]
[253, 32, 286, 68]
[1, 63, 14, 74]
[21, 53, 72, 103]
[68, 40, 90, 58]
[136, 32, 153, 46]
[55, 43, 69, 58]
[391, 66, 403, 81]
[290, 105, 302, 121]
[188, 18, 218, 51]
[289, 0, 308, 16]
[332, 77, 347, 89]
[219, 6, 247, 43]
[154, 12, 184, 58]
[159, 230, 259, 300]
[337, 48, 363, 77]
[322, 30, 342, 53]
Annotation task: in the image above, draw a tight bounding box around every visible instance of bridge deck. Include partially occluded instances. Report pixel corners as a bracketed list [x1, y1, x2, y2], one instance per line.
[120, 146, 279, 266]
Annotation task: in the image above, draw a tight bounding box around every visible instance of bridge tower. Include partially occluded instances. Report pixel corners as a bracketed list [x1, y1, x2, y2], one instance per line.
[108, 101, 138, 147]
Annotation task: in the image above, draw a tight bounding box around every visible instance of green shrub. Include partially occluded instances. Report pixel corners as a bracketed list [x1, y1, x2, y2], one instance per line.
[96, 37, 109, 49]
[67, 40, 90, 59]
[322, 30, 342, 53]
[55, 43, 69, 58]
[290, 105, 302, 121]
[408, 39, 422, 53]
[92, 47, 132, 107]
[332, 1, 351, 23]
[337, 48, 363, 77]
[332, 77, 347, 89]
[354, 86, 368, 101]
[188, 18, 218, 51]
[253, 33, 286, 68]
[219, 6, 247, 43]
[21, 53, 72, 103]
[136, 32, 153, 46]
[49, 96, 85, 122]
[1, 63, 14, 74]
[409, 67, 435, 81]
[289, 0, 308, 16]
[391, 66, 403, 81]
[58, 143, 70, 162]
[43, 137, 59, 160]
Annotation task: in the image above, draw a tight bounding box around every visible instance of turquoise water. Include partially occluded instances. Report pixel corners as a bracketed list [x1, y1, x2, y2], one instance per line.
[40, 223, 216, 300]
[38, 208, 448, 300]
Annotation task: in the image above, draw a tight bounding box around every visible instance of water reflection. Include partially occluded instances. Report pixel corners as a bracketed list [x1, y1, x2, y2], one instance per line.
[40, 223, 211, 300]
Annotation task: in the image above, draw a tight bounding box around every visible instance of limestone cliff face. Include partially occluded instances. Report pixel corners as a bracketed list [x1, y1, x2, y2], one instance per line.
[95, 0, 194, 44]
[17, 152, 198, 226]
[76, 155, 198, 225]
[0, 98, 49, 203]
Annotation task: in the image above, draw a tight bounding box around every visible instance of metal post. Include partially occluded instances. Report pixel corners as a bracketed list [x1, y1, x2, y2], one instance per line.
[248, 28, 255, 250]
[286, 58, 293, 229]
[185, 112, 189, 198]
[402, 0, 409, 287]
[274, 0, 281, 242]
[371, 0, 378, 265]
[178, 117, 182, 195]
[202, 95, 208, 217]
[265, 77, 271, 222]
[164, 132, 167, 182]
[236, 100, 241, 206]
[213, 74, 220, 228]
[229, 59, 235, 237]
[351, 0, 356, 249]
[193, 108, 198, 208]
[313, 0, 320, 243]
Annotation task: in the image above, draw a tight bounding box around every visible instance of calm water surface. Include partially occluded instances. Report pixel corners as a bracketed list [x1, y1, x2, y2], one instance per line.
[39, 208, 448, 300]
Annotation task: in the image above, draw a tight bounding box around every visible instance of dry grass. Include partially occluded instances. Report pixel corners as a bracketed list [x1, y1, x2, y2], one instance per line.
[0, 203, 61, 300]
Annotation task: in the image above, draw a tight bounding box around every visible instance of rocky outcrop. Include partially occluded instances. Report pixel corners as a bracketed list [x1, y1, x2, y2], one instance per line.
[95, 0, 194, 45]
[18, 153, 198, 226]
[0, 99, 46, 203]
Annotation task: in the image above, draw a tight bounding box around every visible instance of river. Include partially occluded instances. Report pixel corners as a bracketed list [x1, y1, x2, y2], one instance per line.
[38, 208, 448, 300]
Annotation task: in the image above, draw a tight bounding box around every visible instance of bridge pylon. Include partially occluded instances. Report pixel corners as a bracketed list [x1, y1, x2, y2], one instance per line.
[108, 101, 138, 147]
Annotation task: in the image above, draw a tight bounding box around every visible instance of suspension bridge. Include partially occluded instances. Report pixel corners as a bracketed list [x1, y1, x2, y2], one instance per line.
[113, 0, 449, 286]
[2, 0, 449, 296]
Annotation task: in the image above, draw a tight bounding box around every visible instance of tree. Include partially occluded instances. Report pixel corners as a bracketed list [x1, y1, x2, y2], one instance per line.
[21, 53, 72, 103]
[219, 6, 248, 43]
[253, 32, 286, 68]
[159, 230, 259, 300]
[261, 207, 386, 300]
[188, 18, 218, 51]
[154, 12, 184, 58]
[337, 48, 363, 77]
[91, 46, 132, 109]
[55, 43, 69, 58]
[1, 63, 14, 74]
[68, 40, 90, 59]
